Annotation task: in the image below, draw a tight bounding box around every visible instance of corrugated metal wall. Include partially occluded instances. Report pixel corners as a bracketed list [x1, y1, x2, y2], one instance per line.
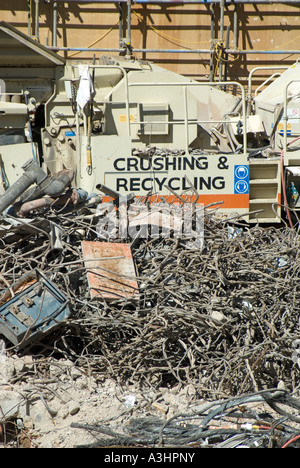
[2, 1, 300, 87]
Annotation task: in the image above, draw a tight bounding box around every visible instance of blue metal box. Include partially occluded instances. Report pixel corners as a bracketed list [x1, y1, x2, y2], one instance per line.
[0, 270, 71, 348]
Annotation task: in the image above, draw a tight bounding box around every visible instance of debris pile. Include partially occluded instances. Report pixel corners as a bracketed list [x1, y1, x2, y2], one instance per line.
[0, 185, 299, 393]
[0, 163, 299, 447]
[71, 388, 300, 448]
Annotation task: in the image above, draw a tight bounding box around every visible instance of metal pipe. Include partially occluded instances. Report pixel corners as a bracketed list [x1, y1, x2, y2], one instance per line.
[28, 0, 31, 37]
[183, 85, 189, 155]
[132, 48, 213, 54]
[49, 47, 212, 53]
[127, 0, 132, 46]
[0, 159, 74, 215]
[35, 0, 39, 41]
[96, 184, 121, 200]
[119, 2, 123, 48]
[220, 0, 225, 42]
[50, 46, 300, 55]
[53, 1, 57, 48]
[233, 4, 238, 49]
[219, 0, 225, 82]
[17, 189, 79, 217]
[226, 49, 300, 54]
[50, 47, 123, 52]
[209, 3, 215, 82]
[254, 72, 283, 97]
[130, 119, 236, 125]
[224, 26, 230, 82]
[41, 170, 74, 198]
[0, 159, 48, 215]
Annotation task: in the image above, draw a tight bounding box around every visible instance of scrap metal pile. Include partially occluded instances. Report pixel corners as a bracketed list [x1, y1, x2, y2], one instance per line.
[0, 167, 299, 399]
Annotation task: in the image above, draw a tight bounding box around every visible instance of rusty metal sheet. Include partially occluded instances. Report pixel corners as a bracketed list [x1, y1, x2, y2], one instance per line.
[81, 241, 139, 300]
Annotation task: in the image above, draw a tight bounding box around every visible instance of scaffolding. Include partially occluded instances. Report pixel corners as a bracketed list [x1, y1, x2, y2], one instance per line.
[26, 0, 300, 82]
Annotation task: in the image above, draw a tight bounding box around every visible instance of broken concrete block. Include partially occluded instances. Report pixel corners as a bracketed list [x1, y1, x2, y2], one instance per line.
[0, 390, 25, 419]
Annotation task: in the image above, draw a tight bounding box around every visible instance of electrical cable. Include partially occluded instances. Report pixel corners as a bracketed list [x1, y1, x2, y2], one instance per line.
[71, 389, 300, 449]
[133, 9, 211, 48]
[281, 433, 300, 448]
[68, 20, 120, 57]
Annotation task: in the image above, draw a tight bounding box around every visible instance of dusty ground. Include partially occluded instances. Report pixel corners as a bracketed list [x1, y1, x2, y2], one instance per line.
[1, 353, 299, 449]
[0, 354, 201, 448]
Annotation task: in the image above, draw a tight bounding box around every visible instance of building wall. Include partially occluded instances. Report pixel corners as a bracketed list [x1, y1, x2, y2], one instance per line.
[1, 1, 300, 88]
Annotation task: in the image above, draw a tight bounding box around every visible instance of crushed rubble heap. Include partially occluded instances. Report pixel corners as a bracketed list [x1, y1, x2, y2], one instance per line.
[0, 194, 299, 398]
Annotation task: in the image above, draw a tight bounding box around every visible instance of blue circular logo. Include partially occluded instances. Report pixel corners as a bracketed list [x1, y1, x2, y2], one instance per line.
[235, 166, 249, 179]
[235, 180, 249, 194]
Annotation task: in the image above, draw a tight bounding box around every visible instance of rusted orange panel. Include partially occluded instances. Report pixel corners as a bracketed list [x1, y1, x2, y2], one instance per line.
[81, 241, 139, 300]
